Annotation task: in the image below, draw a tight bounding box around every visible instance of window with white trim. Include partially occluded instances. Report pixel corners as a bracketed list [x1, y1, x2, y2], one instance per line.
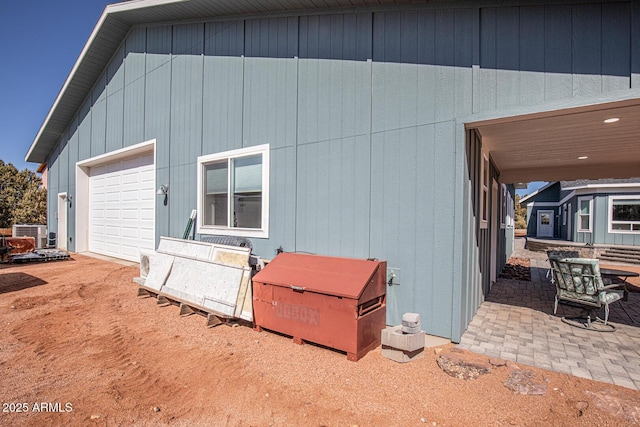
[197, 144, 269, 238]
[577, 197, 593, 232]
[609, 196, 640, 233]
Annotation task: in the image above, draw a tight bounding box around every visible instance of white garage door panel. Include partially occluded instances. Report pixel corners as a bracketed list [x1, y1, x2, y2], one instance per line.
[89, 152, 155, 262]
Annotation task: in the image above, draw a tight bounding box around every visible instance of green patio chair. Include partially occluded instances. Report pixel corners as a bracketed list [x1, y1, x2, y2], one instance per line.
[549, 257, 625, 332]
[546, 250, 580, 280]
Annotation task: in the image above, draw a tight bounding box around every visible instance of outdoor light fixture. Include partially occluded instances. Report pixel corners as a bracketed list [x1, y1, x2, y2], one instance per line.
[604, 117, 619, 123]
[578, 156, 588, 160]
[157, 184, 169, 206]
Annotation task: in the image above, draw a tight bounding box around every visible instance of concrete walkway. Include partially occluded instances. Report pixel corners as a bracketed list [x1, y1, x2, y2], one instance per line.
[458, 238, 640, 391]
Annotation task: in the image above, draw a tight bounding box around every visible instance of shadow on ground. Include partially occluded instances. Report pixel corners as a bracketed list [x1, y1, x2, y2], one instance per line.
[0, 273, 48, 294]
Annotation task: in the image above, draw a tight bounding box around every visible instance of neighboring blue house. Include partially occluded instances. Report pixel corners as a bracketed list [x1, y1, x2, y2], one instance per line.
[24, 0, 640, 342]
[520, 179, 640, 246]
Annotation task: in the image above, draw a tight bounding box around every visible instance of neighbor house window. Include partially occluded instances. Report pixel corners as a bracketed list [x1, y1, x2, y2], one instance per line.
[577, 197, 593, 232]
[609, 197, 640, 233]
[197, 144, 269, 238]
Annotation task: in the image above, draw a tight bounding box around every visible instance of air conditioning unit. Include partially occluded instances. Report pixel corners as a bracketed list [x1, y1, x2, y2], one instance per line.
[12, 224, 48, 249]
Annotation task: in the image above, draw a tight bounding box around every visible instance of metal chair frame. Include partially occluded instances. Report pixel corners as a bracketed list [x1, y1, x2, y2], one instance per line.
[549, 257, 628, 332]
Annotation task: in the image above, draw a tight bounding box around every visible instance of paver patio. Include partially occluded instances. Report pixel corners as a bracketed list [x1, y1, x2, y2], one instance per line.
[458, 240, 640, 391]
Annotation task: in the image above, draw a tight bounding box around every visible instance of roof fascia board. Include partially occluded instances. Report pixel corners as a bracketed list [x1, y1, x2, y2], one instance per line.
[518, 181, 556, 204]
[563, 182, 640, 191]
[109, 0, 189, 13]
[558, 190, 576, 206]
[574, 187, 640, 195]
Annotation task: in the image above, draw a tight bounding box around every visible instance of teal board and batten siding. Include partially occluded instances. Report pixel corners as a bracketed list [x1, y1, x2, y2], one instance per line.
[456, 129, 510, 337]
[369, 9, 474, 337]
[573, 194, 640, 246]
[476, 2, 635, 111]
[44, 1, 640, 342]
[296, 14, 372, 259]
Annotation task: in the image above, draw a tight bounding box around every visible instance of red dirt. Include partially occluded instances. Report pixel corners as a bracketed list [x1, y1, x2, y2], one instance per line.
[1, 255, 640, 426]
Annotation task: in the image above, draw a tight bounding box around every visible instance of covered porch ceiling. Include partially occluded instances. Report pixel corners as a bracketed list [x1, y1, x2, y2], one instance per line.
[470, 97, 640, 184]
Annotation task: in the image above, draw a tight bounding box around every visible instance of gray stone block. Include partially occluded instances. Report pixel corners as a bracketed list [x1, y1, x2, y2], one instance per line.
[401, 325, 422, 334]
[382, 345, 425, 363]
[402, 312, 421, 328]
[381, 326, 425, 352]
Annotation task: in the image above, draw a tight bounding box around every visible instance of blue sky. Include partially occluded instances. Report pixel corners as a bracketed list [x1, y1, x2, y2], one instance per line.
[0, 0, 114, 172]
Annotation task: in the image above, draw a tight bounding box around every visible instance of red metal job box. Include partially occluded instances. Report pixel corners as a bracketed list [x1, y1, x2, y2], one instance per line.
[252, 253, 387, 361]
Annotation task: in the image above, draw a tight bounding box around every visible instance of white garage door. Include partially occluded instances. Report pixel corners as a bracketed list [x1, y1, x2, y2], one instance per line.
[89, 153, 155, 262]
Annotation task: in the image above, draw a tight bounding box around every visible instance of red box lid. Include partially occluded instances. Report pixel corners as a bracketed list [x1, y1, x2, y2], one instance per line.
[252, 252, 382, 299]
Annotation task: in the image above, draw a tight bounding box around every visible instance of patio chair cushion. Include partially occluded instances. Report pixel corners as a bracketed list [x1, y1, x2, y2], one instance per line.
[600, 290, 624, 305]
[555, 258, 601, 297]
[546, 250, 580, 261]
[550, 257, 628, 330]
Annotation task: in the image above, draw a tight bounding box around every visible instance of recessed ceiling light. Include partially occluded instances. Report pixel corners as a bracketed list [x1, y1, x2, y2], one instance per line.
[604, 117, 619, 123]
[578, 156, 588, 160]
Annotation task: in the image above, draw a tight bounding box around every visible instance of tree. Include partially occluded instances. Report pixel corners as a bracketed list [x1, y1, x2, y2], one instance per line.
[0, 160, 47, 228]
[514, 194, 527, 230]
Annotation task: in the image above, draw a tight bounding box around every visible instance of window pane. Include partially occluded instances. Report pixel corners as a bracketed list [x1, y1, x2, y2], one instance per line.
[580, 215, 589, 230]
[580, 200, 590, 214]
[204, 161, 228, 226]
[482, 189, 488, 221]
[612, 199, 640, 222]
[232, 155, 262, 229]
[612, 223, 631, 231]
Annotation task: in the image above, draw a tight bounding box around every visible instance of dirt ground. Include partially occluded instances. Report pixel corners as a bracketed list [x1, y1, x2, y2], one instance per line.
[2, 255, 640, 426]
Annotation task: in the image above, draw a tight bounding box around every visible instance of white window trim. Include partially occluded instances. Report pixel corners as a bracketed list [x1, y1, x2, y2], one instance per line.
[480, 153, 489, 229]
[500, 184, 506, 229]
[608, 195, 640, 234]
[577, 196, 593, 233]
[197, 144, 270, 239]
[567, 202, 572, 238]
[506, 191, 514, 228]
